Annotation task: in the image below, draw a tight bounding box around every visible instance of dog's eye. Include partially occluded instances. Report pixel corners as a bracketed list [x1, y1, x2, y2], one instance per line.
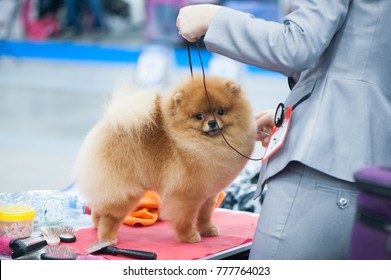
[216, 109, 225, 116]
[195, 114, 205, 121]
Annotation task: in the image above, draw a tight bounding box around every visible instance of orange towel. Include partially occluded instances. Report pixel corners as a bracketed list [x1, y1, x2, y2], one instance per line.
[123, 191, 226, 226]
[123, 191, 159, 226]
[215, 191, 227, 208]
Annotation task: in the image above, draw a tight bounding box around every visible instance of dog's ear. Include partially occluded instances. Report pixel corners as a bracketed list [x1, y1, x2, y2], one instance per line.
[225, 81, 241, 95]
[173, 92, 183, 108]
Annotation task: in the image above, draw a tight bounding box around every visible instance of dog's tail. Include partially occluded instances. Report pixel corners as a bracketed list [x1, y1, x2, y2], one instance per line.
[103, 86, 159, 132]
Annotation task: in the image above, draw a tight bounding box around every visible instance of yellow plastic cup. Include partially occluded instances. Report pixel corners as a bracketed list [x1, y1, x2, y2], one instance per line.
[0, 205, 36, 239]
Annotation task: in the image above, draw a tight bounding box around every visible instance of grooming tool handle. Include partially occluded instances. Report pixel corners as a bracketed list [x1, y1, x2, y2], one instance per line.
[11, 240, 47, 259]
[101, 246, 157, 260]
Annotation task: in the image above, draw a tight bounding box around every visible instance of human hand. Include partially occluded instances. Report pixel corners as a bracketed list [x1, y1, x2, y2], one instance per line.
[176, 4, 221, 42]
[255, 110, 275, 147]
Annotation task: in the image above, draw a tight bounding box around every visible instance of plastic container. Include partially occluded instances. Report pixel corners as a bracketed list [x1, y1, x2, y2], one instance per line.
[0, 205, 36, 239]
[42, 193, 87, 225]
[0, 190, 88, 226]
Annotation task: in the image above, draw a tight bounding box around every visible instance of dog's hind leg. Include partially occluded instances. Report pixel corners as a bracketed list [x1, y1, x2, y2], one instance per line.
[93, 193, 143, 244]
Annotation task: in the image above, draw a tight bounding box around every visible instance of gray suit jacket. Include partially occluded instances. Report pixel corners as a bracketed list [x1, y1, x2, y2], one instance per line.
[204, 0, 391, 185]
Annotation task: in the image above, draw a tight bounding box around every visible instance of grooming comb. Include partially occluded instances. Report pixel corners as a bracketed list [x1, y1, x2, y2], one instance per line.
[86, 240, 157, 260]
[40, 226, 61, 246]
[40, 225, 76, 245]
[41, 245, 105, 260]
[58, 225, 76, 243]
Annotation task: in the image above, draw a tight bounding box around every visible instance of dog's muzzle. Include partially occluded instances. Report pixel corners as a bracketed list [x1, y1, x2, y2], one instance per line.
[208, 120, 217, 129]
[206, 120, 221, 136]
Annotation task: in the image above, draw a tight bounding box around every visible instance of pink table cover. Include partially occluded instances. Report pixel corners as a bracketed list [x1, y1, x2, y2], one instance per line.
[67, 210, 258, 260]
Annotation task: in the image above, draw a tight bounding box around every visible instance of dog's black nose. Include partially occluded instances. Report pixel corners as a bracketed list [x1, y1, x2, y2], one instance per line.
[208, 120, 217, 129]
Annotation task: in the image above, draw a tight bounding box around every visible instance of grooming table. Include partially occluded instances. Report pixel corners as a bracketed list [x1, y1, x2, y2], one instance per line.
[66, 209, 258, 260]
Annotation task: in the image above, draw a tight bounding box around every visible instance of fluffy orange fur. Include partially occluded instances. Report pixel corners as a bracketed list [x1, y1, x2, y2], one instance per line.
[73, 76, 255, 243]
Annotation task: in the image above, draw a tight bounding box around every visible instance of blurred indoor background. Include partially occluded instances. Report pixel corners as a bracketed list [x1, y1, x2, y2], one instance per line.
[0, 0, 290, 193]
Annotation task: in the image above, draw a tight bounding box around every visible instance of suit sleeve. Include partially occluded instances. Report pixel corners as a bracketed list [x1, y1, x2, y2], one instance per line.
[204, 0, 351, 77]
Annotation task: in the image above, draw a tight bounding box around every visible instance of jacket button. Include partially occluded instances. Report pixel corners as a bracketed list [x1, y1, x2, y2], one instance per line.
[338, 197, 349, 209]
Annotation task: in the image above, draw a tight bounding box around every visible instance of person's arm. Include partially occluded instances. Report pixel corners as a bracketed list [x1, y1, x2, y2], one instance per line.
[178, 1, 351, 77]
[206, 0, 351, 77]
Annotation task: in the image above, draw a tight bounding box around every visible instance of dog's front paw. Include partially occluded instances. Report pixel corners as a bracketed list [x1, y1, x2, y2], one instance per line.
[199, 222, 219, 237]
[98, 232, 118, 245]
[177, 229, 201, 243]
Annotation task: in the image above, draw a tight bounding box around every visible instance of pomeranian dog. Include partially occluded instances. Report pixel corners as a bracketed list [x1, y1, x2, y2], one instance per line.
[73, 76, 255, 243]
